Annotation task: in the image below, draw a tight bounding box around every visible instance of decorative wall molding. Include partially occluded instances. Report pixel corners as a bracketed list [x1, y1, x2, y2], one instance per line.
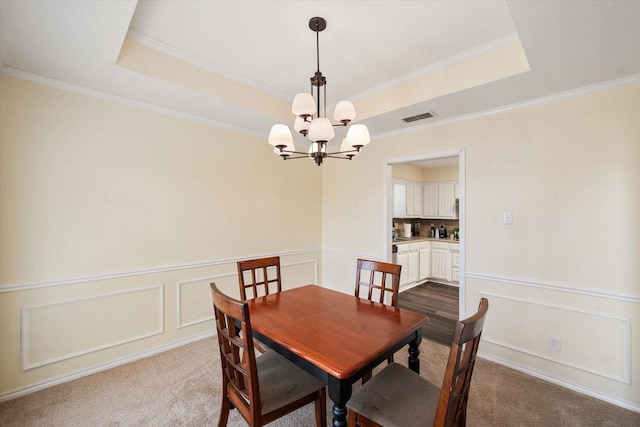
[478, 351, 640, 413]
[480, 291, 631, 384]
[176, 259, 319, 329]
[323, 249, 383, 265]
[0, 248, 322, 293]
[5, 60, 636, 156]
[126, 30, 289, 100]
[1, 331, 214, 404]
[0, 62, 264, 138]
[355, 33, 522, 101]
[21, 284, 164, 370]
[375, 74, 640, 139]
[176, 272, 234, 329]
[467, 272, 640, 303]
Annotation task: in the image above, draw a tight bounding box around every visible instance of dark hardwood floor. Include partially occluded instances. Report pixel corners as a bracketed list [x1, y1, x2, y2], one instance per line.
[397, 281, 459, 345]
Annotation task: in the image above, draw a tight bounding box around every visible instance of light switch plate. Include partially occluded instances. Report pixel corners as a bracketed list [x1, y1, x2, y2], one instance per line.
[503, 212, 513, 225]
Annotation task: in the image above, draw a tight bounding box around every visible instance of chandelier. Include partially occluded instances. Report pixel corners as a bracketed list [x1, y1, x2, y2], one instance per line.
[268, 17, 371, 166]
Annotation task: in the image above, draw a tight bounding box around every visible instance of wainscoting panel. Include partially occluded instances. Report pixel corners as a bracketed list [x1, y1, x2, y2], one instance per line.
[177, 272, 236, 329]
[176, 259, 319, 329]
[480, 292, 631, 384]
[22, 284, 164, 370]
[280, 259, 319, 288]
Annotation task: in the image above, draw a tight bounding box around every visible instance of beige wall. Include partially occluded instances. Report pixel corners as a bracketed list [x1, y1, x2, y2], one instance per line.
[321, 83, 640, 409]
[422, 165, 458, 182]
[0, 75, 322, 397]
[391, 163, 424, 181]
[1, 74, 639, 410]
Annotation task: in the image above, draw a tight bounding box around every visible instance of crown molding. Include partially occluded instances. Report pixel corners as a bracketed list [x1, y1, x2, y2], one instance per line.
[374, 74, 640, 140]
[0, 62, 264, 138]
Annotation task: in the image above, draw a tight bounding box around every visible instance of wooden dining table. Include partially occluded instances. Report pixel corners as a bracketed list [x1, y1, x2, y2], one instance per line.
[246, 284, 428, 427]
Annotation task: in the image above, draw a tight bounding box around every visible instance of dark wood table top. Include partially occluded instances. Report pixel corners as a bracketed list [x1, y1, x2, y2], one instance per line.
[247, 284, 427, 379]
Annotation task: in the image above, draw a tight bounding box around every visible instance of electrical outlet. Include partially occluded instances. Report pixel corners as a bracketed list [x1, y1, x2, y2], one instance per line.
[548, 336, 561, 352]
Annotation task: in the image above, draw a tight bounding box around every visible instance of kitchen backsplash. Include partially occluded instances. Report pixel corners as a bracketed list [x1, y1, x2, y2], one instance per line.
[393, 218, 459, 239]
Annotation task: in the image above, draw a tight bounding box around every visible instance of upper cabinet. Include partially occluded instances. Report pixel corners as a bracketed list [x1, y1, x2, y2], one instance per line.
[406, 180, 423, 217]
[393, 179, 423, 218]
[392, 180, 407, 218]
[394, 179, 458, 219]
[423, 181, 458, 219]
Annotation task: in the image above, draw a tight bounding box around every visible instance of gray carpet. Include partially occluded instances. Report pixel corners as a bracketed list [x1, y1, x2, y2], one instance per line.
[1, 337, 638, 426]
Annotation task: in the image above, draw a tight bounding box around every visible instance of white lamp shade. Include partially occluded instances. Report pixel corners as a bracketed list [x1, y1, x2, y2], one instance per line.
[334, 100, 356, 122]
[340, 138, 358, 155]
[292, 93, 316, 117]
[345, 124, 370, 147]
[308, 117, 335, 143]
[294, 116, 311, 134]
[268, 124, 293, 147]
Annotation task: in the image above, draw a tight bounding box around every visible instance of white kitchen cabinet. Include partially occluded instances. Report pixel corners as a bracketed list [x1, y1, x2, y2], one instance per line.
[407, 243, 420, 283]
[419, 241, 431, 280]
[422, 183, 438, 217]
[422, 181, 458, 219]
[406, 180, 423, 217]
[395, 242, 421, 287]
[438, 182, 457, 218]
[430, 242, 451, 281]
[395, 243, 409, 286]
[392, 181, 406, 218]
[393, 179, 422, 218]
[450, 243, 460, 283]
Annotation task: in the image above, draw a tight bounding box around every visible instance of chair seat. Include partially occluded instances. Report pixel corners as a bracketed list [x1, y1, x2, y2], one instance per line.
[347, 363, 440, 427]
[257, 350, 326, 415]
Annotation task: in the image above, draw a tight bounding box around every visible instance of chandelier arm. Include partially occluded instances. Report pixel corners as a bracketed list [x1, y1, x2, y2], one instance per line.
[279, 150, 314, 156]
[325, 147, 361, 155]
[280, 154, 312, 160]
[323, 154, 354, 160]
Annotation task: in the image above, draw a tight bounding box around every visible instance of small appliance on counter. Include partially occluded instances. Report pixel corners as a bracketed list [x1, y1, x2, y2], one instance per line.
[438, 224, 447, 238]
[403, 223, 412, 238]
[413, 221, 420, 236]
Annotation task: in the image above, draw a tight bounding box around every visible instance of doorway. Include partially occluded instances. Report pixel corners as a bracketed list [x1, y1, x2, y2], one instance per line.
[385, 148, 466, 319]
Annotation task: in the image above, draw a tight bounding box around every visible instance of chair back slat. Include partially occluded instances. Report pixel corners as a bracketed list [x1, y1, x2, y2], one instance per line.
[354, 259, 401, 307]
[435, 297, 489, 427]
[237, 256, 282, 300]
[211, 283, 260, 422]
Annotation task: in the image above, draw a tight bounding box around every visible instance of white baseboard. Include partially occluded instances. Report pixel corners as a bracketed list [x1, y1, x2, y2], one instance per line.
[0, 332, 214, 403]
[478, 351, 640, 413]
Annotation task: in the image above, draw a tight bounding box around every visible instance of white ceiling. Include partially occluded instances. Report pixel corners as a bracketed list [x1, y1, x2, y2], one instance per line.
[1, 1, 639, 151]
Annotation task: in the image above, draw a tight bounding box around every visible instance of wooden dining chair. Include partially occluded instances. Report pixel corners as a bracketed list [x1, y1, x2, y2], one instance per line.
[354, 258, 402, 382]
[354, 258, 401, 307]
[210, 282, 327, 427]
[346, 298, 489, 427]
[237, 256, 282, 300]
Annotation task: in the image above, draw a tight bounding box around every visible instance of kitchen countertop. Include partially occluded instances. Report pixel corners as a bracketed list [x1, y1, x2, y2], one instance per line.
[393, 236, 459, 244]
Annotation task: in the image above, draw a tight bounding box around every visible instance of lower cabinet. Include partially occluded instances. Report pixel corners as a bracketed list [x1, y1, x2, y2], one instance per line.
[450, 245, 460, 282]
[408, 250, 419, 284]
[396, 240, 459, 287]
[418, 242, 430, 281]
[430, 242, 451, 281]
[397, 251, 408, 286]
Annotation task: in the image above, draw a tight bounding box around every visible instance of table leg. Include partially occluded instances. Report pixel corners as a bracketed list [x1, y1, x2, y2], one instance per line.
[408, 328, 422, 373]
[327, 376, 351, 427]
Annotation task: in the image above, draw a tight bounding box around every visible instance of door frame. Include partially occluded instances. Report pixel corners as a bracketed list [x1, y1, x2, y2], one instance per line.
[384, 147, 466, 318]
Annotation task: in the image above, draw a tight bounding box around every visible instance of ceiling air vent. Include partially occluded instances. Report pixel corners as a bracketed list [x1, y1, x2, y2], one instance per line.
[402, 111, 437, 123]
